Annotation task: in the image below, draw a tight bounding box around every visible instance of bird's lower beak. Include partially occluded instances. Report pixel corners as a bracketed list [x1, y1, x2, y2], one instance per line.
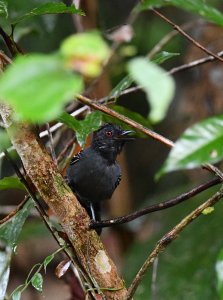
[117, 130, 135, 141]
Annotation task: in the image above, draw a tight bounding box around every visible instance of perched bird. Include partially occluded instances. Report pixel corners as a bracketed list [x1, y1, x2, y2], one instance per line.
[66, 123, 133, 233]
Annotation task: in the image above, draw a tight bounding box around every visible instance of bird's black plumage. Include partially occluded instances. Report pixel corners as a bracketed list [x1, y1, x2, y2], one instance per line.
[66, 123, 133, 232]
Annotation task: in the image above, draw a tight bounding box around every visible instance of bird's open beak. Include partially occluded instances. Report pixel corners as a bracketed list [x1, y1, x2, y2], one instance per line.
[116, 130, 135, 141]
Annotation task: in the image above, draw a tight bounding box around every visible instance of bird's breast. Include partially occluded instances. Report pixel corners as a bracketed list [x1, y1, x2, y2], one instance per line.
[69, 155, 121, 203]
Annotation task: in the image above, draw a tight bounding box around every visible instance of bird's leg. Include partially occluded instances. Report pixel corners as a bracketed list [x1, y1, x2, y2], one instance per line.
[89, 202, 102, 235]
[89, 202, 97, 221]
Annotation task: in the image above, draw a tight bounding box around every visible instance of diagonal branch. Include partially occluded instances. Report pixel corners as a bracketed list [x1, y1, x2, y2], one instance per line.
[152, 9, 223, 63]
[90, 177, 220, 229]
[147, 19, 204, 59]
[76, 94, 174, 147]
[126, 186, 223, 299]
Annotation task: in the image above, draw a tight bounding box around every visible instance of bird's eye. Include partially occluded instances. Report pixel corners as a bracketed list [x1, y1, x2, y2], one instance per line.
[106, 131, 113, 137]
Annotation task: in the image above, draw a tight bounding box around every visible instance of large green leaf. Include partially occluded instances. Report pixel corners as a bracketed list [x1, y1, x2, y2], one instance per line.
[159, 115, 223, 176]
[59, 111, 102, 147]
[0, 177, 26, 191]
[0, 198, 34, 248]
[13, 2, 84, 25]
[0, 54, 83, 122]
[141, 0, 223, 27]
[60, 31, 110, 77]
[128, 57, 175, 123]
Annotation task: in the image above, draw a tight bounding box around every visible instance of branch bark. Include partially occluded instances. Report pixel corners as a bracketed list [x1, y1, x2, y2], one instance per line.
[90, 177, 221, 229]
[0, 103, 127, 299]
[76, 94, 174, 148]
[126, 186, 223, 299]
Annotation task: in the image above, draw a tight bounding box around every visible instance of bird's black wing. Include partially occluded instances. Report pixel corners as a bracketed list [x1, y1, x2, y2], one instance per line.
[70, 150, 83, 165]
[65, 151, 83, 187]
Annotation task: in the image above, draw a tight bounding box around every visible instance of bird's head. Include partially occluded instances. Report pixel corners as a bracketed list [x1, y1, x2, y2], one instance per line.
[92, 123, 134, 162]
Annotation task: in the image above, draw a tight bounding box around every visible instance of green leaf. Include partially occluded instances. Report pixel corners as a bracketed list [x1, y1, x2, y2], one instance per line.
[158, 115, 223, 176]
[31, 272, 43, 292]
[0, 198, 33, 248]
[59, 111, 102, 147]
[43, 254, 54, 273]
[58, 112, 82, 133]
[110, 52, 178, 101]
[75, 111, 102, 147]
[11, 289, 22, 300]
[170, 0, 223, 27]
[152, 51, 180, 64]
[13, 2, 84, 25]
[128, 57, 175, 123]
[140, 0, 223, 27]
[0, 54, 83, 122]
[109, 75, 133, 99]
[0, 248, 11, 300]
[0, 177, 26, 191]
[60, 31, 110, 77]
[216, 249, 223, 299]
[0, 1, 8, 18]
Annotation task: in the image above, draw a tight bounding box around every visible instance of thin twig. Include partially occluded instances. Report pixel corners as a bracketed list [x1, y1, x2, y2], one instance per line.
[59, 141, 76, 173]
[147, 19, 204, 59]
[152, 9, 223, 63]
[46, 123, 57, 164]
[169, 50, 223, 75]
[77, 94, 174, 147]
[0, 51, 12, 65]
[126, 186, 223, 299]
[203, 163, 223, 181]
[0, 196, 29, 225]
[90, 177, 220, 229]
[56, 138, 75, 164]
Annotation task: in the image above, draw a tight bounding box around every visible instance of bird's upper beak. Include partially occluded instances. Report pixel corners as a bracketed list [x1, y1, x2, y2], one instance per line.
[116, 130, 135, 141]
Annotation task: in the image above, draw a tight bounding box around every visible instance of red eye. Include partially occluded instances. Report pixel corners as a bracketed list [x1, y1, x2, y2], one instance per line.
[106, 131, 113, 137]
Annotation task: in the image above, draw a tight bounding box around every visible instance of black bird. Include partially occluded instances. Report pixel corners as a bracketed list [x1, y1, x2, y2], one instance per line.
[66, 123, 133, 232]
